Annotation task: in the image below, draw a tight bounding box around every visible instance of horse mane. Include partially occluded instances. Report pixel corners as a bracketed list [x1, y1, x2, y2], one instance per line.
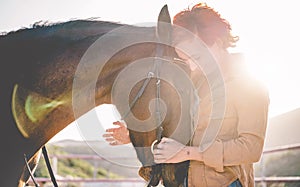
[0, 19, 127, 41]
[0, 19, 156, 86]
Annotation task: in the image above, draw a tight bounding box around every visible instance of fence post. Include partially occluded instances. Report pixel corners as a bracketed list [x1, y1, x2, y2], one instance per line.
[52, 156, 58, 175]
[93, 160, 98, 179]
[260, 155, 267, 187]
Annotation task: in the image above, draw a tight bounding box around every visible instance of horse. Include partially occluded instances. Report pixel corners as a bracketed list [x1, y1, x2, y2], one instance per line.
[0, 5, 194, 186]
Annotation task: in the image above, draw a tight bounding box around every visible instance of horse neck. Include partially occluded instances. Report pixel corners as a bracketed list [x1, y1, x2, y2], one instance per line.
[11, 40, 159, 156]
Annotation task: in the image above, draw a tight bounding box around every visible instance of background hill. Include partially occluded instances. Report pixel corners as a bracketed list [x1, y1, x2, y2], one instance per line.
[35, 143, 124, 179]
[45, 140, 141, 179]
[264, 108, 300, 149]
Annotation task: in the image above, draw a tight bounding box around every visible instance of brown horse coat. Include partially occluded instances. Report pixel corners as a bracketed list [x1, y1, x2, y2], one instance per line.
[0, 8, 193, 186]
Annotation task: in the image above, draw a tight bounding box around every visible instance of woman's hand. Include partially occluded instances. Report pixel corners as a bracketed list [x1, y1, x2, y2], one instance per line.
[102, 121, 131, 146]
[153, 137, 190, 163]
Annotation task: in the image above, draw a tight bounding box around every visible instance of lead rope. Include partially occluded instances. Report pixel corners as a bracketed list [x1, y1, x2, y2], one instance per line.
[146, 44, 165, 187]
[154, 45, 164, 142]
[24, 146, 59, 187]
[42, 146, 59, 187]
[24, 154, 40, 187]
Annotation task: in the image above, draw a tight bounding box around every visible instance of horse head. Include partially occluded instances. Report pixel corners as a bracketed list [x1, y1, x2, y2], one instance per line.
[113, 5, 195, 186]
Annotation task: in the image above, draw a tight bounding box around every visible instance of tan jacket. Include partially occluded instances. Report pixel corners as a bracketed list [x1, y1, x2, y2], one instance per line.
[188, 56, 269, 187]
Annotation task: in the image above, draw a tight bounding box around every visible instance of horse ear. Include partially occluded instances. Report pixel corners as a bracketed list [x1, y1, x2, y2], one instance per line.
[157, 4, 172, 45]
[157, 4, 171, 24]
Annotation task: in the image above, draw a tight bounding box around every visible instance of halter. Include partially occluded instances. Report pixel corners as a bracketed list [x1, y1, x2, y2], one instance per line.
[119, 43, 165, 187]
[120, 43, 165, 148]
[121, 5, 171, 187]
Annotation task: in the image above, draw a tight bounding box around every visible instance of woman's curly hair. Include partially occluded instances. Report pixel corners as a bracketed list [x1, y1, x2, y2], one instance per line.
[173, 3, 239, 49]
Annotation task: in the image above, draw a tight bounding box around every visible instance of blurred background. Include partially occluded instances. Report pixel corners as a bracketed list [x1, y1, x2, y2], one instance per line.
[1, 0, 300, 186]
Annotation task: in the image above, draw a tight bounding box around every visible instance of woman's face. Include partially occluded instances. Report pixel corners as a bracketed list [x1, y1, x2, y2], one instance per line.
[173, 28, 200, 70]
[173, 27, 196, 59]
[172, 27, 218, 73]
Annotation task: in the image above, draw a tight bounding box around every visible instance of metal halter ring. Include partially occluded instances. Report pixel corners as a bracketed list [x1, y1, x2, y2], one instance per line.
[150, 139, 159, 154]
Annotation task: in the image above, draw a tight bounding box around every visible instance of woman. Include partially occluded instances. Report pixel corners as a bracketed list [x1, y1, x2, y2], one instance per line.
[103, 3, 269, 187]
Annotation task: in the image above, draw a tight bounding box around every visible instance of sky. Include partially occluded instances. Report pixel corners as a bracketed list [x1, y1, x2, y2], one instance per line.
[1, 0, 300, 142]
